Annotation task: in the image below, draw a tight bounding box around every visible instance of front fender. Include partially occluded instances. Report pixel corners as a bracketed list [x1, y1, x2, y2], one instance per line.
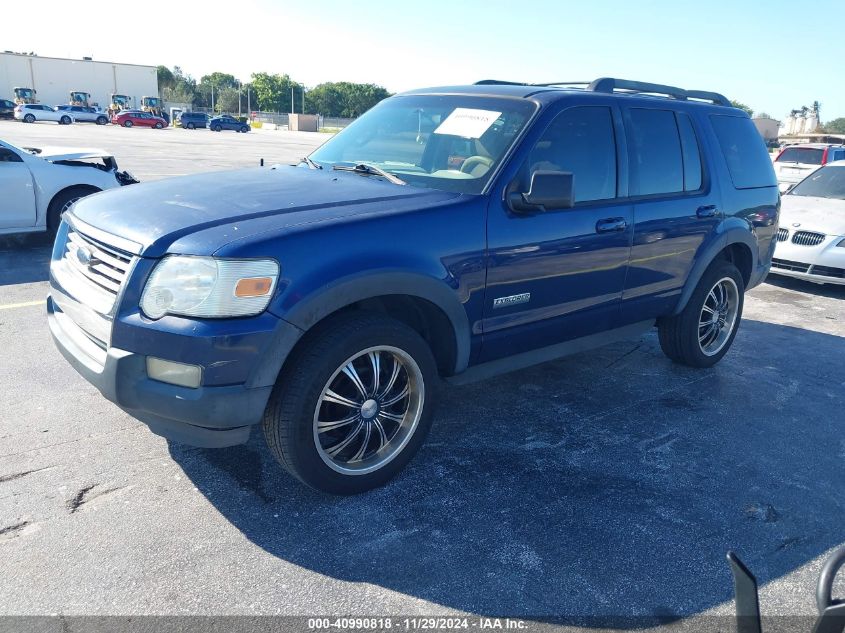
[247, 271, 471, 388]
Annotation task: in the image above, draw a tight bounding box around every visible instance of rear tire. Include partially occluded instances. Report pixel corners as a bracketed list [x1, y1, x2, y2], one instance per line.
[60, 115, 71, 125]
[262, 312, 438, 495]
[23, 114, 35, 123]
[658, 260, 745, 368]
[47, 187, 98, 237]
[211, 124, 221, 132]
[186, 122, 195, 130]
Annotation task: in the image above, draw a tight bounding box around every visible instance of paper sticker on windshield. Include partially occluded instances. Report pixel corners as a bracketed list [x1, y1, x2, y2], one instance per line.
[434, 108, 501, 138]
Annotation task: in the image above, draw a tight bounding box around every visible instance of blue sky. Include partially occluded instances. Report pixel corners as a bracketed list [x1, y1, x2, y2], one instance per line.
[6, 0, 845, 120]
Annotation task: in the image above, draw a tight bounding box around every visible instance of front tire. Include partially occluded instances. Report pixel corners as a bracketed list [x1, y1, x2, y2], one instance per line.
[658, 260, 745, 368]
[60, 115, 71, 125]
[211, 124, 221, 132]
[47, 187, 97, 236]
[123, 120, 133, 128]
[96, 116, 108, 125]
[262, 313, 438, 494]
[186, 122, 195, 130]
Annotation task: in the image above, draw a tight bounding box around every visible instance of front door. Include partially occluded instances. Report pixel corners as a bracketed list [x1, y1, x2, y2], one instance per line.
[481, 105, 633, 362]
[0, 147, 36, 229]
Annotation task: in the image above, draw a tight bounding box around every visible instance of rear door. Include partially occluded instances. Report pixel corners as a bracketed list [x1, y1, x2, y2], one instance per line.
[620, 107, 721, 322]
[0, 146, 36, 228]
[481, 103, 633, 361]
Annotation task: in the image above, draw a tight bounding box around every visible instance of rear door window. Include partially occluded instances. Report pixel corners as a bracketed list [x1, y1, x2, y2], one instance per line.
[710, 115, 777, 189]
[626, 108, 684, 195]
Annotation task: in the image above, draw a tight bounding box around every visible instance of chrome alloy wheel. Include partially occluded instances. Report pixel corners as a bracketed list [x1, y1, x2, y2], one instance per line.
[313, 346, 424, 475]
[698, 277, 739, 356]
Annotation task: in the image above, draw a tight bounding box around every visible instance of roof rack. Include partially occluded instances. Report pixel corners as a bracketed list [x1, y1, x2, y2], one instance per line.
[473, 77, 732, 107]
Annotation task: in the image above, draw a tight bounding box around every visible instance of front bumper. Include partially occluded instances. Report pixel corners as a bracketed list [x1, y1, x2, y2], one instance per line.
[48, 296, 273, 447]
[770, 234, 845, 285]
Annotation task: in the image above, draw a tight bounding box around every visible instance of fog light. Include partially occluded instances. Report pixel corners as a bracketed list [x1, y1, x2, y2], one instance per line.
[146, 357, 202, 388]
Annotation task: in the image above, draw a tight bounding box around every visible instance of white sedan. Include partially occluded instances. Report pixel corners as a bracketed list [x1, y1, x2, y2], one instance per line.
[13, 104, 74, 125]
[771, 160, 845, 285]
[0, 139, 138, 237]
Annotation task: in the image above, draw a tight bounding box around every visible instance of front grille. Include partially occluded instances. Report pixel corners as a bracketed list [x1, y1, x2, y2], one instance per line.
[791, 231, 825, 246]
[52, 226, 134, 347]
[776, 228, 789, 242]
[63, 228, 132, 302]
[810, 265, 845, 279]
[771, 258, 811, 273]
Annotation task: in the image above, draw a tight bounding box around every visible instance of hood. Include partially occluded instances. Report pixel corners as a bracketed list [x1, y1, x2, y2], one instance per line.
[26, 146, 115, 161]
[780, 195, 845, 236]
[69, 166, 461, 257]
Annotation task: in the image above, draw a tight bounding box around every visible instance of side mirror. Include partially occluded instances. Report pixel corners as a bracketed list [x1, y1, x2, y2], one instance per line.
[508, 171, 574, 213]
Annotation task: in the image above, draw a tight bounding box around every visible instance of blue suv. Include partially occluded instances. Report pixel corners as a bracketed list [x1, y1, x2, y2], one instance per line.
[47, 78, 779, 494]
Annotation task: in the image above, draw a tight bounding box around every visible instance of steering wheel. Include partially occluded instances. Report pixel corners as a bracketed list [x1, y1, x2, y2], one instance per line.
[460, 155, 494, 174]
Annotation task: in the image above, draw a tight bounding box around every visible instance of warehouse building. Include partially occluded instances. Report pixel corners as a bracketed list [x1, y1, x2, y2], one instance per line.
[0, 52, 158, 109]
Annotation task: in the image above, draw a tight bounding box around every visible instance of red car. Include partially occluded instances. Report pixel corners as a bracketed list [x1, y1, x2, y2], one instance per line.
[112, 110, 167, 129]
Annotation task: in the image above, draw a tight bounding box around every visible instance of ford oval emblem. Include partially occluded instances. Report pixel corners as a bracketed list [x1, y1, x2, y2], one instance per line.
[76, 245, 93, 266]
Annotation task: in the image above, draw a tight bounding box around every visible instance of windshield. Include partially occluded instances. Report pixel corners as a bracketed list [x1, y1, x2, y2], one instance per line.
[789, 165, 845, 200]
[309, 95, 536, 194]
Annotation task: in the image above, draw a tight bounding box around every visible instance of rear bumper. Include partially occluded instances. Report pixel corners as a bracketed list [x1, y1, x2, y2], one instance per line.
[47, 296, 273, 447]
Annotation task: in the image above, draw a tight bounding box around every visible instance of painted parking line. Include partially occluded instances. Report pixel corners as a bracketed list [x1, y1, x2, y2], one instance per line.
[0, 300, 44, 311]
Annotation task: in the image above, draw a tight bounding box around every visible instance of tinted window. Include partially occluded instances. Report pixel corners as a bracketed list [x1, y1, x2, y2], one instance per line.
[0, 148, 22, 163]
[627, 108, 683, 195]
[828, 149, 845, 162]
[528, 106, 617, 203]
[677, 112, 703, 191]
[776, 147, 823, 165]
[789, 165, 845, 200]
[710, 115, 777, 189]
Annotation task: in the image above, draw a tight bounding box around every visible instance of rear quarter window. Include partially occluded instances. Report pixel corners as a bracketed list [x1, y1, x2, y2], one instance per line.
[709, 115, 777, 189]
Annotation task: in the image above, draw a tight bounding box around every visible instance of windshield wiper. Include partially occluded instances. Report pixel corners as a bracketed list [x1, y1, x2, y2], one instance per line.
[332, 163, 406, 185]
[301, 156, 322, 170]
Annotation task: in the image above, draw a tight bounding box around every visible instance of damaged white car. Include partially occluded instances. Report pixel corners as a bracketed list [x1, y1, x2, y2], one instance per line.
[0, 139, 137, 237]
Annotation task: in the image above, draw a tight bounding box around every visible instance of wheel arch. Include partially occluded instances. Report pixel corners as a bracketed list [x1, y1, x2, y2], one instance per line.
[671, 228, 757, 316]
[248, 272, 471, 389]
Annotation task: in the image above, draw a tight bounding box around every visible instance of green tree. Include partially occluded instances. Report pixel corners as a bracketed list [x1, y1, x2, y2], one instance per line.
[157, 65, 197, 104]
[250, 72, 302, 112]
[730, 100, 754, 117]
[195, 72, 239, 108]
[215, 86, 241, 114]
[305, 82, 390, 117]
[822, 118, 845, 134]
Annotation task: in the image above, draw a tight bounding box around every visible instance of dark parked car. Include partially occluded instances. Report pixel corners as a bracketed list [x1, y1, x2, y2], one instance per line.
[178, 111, 209, 129]
[209, 114, 250, 132]
[0, 99, 15, 119]
[48, 77, 779, 495]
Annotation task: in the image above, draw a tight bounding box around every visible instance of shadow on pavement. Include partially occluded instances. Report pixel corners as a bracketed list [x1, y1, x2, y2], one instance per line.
[764, 273, 845, 300]
[169, 319, 845, 625]
[0, 235, 52, 286]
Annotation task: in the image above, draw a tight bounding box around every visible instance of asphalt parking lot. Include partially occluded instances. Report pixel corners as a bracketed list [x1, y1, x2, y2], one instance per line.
[1, 121, 844, 628]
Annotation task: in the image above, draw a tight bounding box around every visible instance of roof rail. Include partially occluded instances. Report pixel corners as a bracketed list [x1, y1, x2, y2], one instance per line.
[473, 77, 732, 107]
[587, 77, 732, 106]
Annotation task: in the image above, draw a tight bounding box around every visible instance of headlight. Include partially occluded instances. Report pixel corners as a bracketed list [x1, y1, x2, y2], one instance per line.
[836, 238, 845, 248]
[140, 256, 279, 319]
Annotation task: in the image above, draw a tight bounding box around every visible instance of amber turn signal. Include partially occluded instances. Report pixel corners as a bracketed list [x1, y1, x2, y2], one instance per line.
[234, 277, 273, 297]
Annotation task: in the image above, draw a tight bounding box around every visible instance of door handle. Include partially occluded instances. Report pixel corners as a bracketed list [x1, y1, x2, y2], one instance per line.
[697, 205, 718, 218]
[596, 217, 627, 233]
